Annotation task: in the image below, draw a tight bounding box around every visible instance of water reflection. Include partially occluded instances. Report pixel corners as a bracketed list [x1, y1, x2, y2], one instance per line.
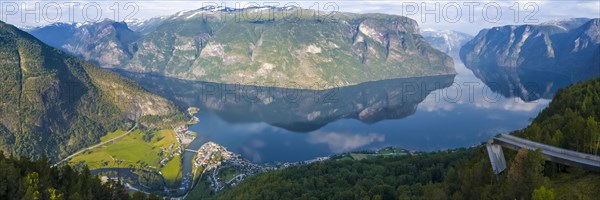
[467, 65, 574, 101]
[117, 71, 456, 132]
[307, 131, 386, 153]
[417, 63, 555, 113]
[115, 63, 550, 163]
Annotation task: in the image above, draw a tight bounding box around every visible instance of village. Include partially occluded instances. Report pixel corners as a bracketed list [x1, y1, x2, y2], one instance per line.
[174, 125, 196, 146]
[156, 124, 197, 167]
[276, 156, 330, 169]
[192, 142, 267, 191]
[178, 107, 201, 146]
[193, 142, 234, 170]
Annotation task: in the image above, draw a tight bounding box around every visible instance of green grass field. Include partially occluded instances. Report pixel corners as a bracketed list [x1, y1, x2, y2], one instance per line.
[69, 129, 180, 172]
[350, 153, 368, 160]
[335, 156, 354, 161]
[161, 155, 182, 188]
[334, 148, 409, 161]
[378, 148, 408, 157]
[100, 130, 127, 142]
[152, 129, 178, 148]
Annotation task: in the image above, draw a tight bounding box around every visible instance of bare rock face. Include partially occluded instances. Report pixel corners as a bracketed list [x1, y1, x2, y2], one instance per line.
[29, 7, 455, 89]
[460, 18, 599, 81]
[29, 20, 141, 68]
[126, 8, 454, 89]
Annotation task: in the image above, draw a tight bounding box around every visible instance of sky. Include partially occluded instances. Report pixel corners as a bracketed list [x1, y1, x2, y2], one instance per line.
[0, 0, 598, 35]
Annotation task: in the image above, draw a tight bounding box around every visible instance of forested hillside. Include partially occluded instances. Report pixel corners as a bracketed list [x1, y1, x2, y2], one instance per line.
[513, 78, 600, 154]
[0, 152, 164, 200]
[439, 79, 600, 200]
[188, 149, 475, 199]
[194, 78, 600, 200]
[0, 21, 186, 161]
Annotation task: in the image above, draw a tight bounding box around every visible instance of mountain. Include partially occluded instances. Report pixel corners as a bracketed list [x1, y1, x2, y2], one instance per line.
[421, 28, 473, 58]
[541, 18, 593, 30]
[125, 7, 455, 89]
[0, 21, 184, 160]
[29, 20, 141, 68]
[125, 17, 168, 34]
[460, 18, 600, 84]
[460, 18, 600, 101]
[27, 22, 78, 48]
[29, 7, 455, 89]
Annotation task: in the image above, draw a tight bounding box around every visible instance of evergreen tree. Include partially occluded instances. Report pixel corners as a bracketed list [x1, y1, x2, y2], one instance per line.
[531, 186, 554, 200]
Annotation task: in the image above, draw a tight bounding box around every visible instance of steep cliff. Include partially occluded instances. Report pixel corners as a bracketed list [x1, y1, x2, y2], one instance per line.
[0, 21, 183, 159]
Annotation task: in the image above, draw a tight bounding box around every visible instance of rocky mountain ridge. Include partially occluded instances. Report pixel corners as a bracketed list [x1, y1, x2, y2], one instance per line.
[421, 28, 473, 58]
[28, 7, 455, 89]
[460, 18, 599, 80]
[459, 18, 600, 101]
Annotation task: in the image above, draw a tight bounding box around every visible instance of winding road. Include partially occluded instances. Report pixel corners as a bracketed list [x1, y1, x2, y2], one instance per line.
[53, 123, 138, 167]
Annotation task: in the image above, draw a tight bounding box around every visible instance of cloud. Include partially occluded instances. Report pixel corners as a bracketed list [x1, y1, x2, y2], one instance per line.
[417, 83, 551, 113]
[3, 0, 597, 34]
[334, 0, 599, 34]
[307, 131, 385, 153]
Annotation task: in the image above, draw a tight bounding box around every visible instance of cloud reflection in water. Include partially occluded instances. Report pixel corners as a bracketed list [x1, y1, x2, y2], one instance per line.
[307, 131, 385, 153]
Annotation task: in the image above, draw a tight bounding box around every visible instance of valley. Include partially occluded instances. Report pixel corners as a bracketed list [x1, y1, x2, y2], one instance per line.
[0, 3, 598, 200]
[62, 107, 202, 196]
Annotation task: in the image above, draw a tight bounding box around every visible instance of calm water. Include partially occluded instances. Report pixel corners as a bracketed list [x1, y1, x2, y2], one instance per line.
[118, 62, 555, 164]
[186, 64, 551, 163]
